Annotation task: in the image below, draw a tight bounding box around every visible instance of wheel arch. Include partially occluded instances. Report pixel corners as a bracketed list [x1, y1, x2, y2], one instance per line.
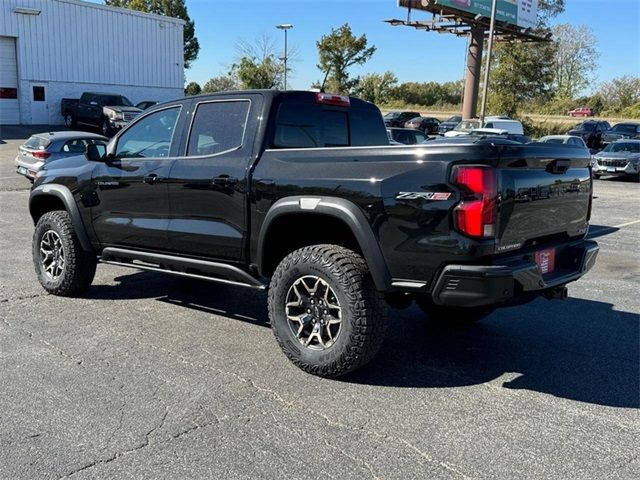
[29, 185, 93, 252]
[256, 196, 391, 291]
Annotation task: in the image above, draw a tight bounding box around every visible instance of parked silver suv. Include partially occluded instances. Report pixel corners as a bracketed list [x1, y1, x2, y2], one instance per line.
[592, 140, 640, 182]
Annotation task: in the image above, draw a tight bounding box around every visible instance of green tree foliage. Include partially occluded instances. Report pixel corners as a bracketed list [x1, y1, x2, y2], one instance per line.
[599, 76, 640, 111]
[201, 75, 239, 93]
[234, 56, 283, 89]
[552, 24, 598, 99]
[232, 34, 287, 90]
[390, 81, 463, 107]
[356, 72, 398, 104]
[104, 0, 199, 68]
[316, 24, 376, 94]
[184, 81, 201, 96]
[487, 0, 564, 116]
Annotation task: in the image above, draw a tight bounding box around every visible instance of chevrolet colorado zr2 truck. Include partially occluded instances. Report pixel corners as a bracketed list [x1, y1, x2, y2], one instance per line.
[28, 90, 599, 377]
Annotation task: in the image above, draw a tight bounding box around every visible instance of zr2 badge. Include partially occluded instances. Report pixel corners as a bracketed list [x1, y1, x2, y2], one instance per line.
[396, 192, 452, 201]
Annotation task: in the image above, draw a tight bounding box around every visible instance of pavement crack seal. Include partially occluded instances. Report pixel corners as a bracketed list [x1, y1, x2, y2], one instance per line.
[0, 293, 49, 303]
[129, 337, 473, 480]
[59, 406, 169, 479]
[323, 439, 380, 479]
[1, 316, 83, 365]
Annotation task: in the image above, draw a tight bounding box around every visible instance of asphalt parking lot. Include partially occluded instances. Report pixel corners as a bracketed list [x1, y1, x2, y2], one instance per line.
[0, 127, 638, 479]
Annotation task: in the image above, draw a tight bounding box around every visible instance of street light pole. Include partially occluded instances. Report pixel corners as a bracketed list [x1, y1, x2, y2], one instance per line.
[479, 0, 498, 124]
[276, 24, 293, 90]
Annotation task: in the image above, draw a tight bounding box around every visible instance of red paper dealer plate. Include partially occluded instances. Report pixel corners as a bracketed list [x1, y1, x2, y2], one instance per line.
[535, 248, 556, 275]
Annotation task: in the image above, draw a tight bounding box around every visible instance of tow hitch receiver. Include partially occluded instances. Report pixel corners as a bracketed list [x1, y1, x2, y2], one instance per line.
[544, 286, 568, 300]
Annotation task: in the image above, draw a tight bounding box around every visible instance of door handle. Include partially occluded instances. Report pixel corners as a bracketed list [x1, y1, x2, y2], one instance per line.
[143, 174, 163, 184]
[212, 175, 239, 186]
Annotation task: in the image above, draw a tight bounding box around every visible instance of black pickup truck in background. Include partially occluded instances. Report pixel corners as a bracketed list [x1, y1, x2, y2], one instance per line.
[61, 92, 142, 136]
[30, 90, 598, 378]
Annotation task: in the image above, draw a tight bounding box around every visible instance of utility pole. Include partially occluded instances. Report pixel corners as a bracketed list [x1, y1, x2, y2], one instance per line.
[276, 24, 293, 90]
[479, 0, 498, 124]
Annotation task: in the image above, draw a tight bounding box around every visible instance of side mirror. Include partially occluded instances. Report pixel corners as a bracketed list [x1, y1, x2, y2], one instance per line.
[85, 143, 107, 162]
[89, 101, 99, 106]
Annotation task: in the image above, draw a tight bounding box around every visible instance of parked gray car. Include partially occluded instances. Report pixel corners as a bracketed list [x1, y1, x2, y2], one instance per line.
[592, 140, 640, 181]
[15, 131, 107, 181]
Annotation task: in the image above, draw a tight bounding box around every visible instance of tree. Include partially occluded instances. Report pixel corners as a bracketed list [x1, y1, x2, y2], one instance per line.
[316, 24, 376, 94]
[486, 0, 565, 116]
[104, 0, 200, 68]
[599, 76, 640, 111]
[357, 72, 398, 104]
[552, 24, 598, 99]
[184, 81, 201, 96]
[232, 35, 287, 90]
[201, 75, 239, 93]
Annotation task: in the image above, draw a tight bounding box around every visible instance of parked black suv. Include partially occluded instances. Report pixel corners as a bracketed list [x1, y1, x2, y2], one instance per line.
[29, 90, 598, 377]
[567, 120, 611, 149]
[383, 110, 421, 127]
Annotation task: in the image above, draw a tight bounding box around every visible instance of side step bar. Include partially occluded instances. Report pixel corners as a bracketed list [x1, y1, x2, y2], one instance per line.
[100, 247, 267, 290]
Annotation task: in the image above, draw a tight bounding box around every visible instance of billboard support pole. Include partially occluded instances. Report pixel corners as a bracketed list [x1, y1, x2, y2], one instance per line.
[461, 25, 484, 119]
[479, 0, 498, 124]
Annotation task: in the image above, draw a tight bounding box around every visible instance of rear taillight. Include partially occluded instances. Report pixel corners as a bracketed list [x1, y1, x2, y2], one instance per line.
[32, 150, 51, 160]
[453, 166, 497, 238]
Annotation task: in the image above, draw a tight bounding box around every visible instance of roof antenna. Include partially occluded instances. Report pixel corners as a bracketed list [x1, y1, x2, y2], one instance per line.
[320, 66, 332, 93]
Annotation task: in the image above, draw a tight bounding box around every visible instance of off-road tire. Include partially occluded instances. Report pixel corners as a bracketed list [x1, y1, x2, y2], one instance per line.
[416, 297, 494, 326]
[33, 210, 96, 296]
[268, 244, 388, 378]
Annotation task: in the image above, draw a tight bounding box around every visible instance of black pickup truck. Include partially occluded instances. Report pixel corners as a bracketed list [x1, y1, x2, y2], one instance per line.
[61, 92, 142, 136]
[29, 90, 598, 377]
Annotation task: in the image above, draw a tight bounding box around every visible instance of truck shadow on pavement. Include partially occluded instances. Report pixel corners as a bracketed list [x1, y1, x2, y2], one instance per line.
[86, 271, 639, 409]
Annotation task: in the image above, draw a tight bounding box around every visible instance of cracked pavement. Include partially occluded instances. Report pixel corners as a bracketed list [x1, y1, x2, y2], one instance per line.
[1, 128, 639, 479]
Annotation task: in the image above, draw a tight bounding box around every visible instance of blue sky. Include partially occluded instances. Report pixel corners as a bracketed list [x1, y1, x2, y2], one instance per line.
[182, 0, 639, 91]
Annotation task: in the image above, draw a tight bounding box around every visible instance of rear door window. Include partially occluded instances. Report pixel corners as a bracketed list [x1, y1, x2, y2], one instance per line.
[186, 100, 250, 156]
[62, 139, 89, 153]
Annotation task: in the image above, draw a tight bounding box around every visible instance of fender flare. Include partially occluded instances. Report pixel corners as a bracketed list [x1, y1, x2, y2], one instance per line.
[29, 184, 93, 252]
[257, 196, 391, 291]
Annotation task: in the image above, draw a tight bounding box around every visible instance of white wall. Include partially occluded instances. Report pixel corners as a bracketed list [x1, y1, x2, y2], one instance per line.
[19, 79, 183, 125]
[0, 0, 185, 124]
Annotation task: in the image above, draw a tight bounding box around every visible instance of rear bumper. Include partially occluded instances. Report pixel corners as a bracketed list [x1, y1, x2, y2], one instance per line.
[431, 240, 599, 307]
[14, 156, 43, 180]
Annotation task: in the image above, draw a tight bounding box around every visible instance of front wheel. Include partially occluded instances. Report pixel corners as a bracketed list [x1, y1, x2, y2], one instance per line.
[268, 245, 388, 378]
[100, 117, 112, 137]
[33, 211, 96, 296]
[416, 297, 494, 326]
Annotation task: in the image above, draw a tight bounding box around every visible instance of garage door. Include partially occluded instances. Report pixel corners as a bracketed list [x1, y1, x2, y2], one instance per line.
[0, 36, 20, 125]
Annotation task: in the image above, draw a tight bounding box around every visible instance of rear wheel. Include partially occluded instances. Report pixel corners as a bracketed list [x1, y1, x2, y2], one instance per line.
[64, 112, 75, 128]
[268, 245, 387, 378]
[32, 211, 96, 296]
[416, 297, 494, 326]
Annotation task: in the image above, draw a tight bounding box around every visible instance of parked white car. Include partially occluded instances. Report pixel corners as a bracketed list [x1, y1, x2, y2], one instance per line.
[445, 117, 524, 137]
[538, 135, 588, 148]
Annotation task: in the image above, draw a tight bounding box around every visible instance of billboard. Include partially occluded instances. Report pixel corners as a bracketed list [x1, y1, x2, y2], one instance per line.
[435, 0, 538, 29]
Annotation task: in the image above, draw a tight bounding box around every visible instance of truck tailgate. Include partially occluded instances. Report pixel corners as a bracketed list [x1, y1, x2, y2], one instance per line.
[495, 144, 591, 251]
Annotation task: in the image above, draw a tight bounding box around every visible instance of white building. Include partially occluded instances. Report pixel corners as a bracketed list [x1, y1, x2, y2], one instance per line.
[0, 0, 184, 125]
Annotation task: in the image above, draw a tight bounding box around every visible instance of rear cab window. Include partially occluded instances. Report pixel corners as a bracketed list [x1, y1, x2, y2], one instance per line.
[270, 94, 388, 149]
